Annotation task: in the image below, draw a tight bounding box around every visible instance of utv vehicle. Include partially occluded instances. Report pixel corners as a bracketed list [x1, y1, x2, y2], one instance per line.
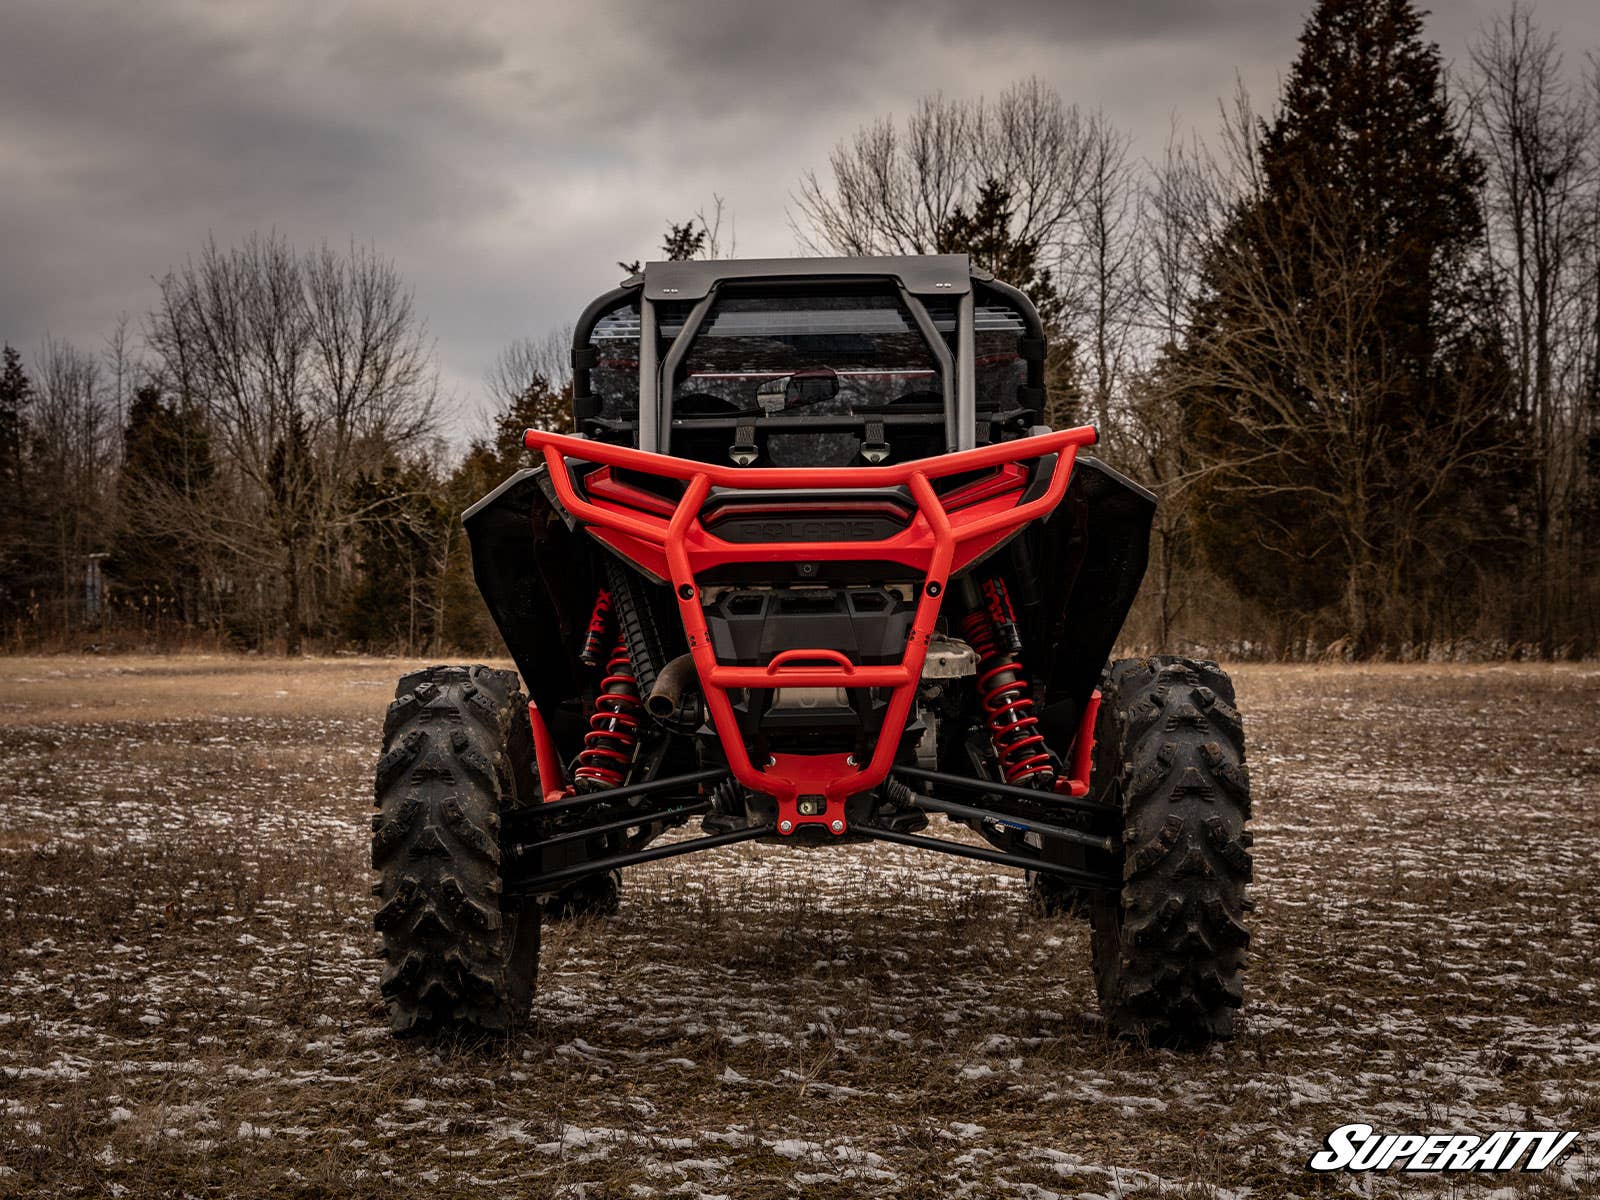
[372, 255, 1252, 1044]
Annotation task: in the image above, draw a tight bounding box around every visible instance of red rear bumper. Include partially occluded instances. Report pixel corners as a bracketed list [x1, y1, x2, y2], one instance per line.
[523, 427, 1098, 833]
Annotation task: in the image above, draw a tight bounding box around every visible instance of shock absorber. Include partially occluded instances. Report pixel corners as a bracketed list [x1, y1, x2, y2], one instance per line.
[958, 576, 1058, 788]
[579, 588, 614, 668]
[573, 635, 643, 790]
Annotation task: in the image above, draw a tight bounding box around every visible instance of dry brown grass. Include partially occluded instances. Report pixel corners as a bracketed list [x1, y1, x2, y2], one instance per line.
[0, 654, 488, 725]
[0, 656, 1596, 1198]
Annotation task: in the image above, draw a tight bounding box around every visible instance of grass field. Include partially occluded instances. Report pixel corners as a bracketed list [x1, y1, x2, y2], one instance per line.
[1, 656, 1597, 1198]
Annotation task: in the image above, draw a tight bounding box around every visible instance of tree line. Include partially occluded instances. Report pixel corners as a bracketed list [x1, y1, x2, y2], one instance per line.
[1, 0, 1595, 659]
[795, 0, 1600, 658]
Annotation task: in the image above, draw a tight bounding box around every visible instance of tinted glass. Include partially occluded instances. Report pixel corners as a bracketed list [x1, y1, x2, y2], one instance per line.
[675, 292, 940, 466]
[589, 302, 640, 423]
[922, 297, 1029, 413]
[972, 305, 1029, 413]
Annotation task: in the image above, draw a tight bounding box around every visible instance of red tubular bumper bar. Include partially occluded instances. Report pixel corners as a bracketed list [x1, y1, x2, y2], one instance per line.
[524, 426, 1098, 833]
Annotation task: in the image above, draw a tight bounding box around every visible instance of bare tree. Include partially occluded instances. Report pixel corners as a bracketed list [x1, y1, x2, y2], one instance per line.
[482, 324, 576, 452]
[303, 243, 438, 458]
[692, 194, 735, 261]
[1120, 124, 1229, 647]
[102, 312, 140, 461]
[1061, 113, 1142, 440]
[1470, 5, 1599, 656]
[485, 327, 574, 420]
[28, 337, 116, 627]
[144, 234, 438, 653]
[1570, 53, 1600, 651]
[1138, 121, 1227, 352]
[791, 78, 1095, 259]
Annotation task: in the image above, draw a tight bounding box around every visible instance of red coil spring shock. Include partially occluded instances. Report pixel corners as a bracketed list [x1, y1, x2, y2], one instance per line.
[959, 578, 1057, 788]
[573, 635, 642, 790]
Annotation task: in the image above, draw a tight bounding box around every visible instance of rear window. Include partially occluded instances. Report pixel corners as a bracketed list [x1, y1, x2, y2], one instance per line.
[678, 292, 939, 403]
[674, 291, 941, 466]
[584, 283, 1036, 453]
[923, 297, 1029, 413]
[588, 301, 640, 423]
[972, 303, 1029, 413]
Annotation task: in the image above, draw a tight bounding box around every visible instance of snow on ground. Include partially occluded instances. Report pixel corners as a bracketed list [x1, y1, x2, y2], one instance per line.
[0, 658, 1596, 1197]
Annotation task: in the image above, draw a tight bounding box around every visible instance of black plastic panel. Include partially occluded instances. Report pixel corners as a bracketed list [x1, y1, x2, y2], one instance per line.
[1025, 456, 1155, 746]
[703, 497, 912, 544]
[644, 254, 975, 300]
[462, 468, 595, 719]
[704, 586, 915, 666]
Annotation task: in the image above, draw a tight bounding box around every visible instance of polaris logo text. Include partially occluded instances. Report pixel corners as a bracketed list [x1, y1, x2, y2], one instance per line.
[746, 519, 882, 541]
[1308, 1124, 1579, 1173]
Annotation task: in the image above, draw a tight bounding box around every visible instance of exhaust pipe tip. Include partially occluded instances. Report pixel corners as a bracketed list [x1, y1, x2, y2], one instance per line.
[646, 652, 698, 722]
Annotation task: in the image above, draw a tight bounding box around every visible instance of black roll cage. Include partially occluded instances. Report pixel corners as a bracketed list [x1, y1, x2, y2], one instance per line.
[570, 254, 1049, 455]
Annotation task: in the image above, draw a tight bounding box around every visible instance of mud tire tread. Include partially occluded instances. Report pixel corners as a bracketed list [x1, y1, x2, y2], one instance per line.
[373, 664, 540, 1035]
[1090, 656, 1252, 1046]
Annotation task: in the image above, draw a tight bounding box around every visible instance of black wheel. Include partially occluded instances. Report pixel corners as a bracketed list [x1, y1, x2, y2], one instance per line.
[1089, 656, 1253, 1045]
[543, 870, 622, 922]
[371, 665, 541, 1035]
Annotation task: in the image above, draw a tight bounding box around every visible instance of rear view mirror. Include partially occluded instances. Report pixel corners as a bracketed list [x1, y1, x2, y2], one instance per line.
[788, 367, 840, 407]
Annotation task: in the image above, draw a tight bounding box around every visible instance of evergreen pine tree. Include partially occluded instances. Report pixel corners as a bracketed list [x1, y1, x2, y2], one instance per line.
[490, 371, 571, 463]
[341, 460, 449, 651]
[0, 345, 29, 494]
[116, 381, 216, 624]
[939, 178, 1066, 329]
[0, 345, 35, 622]
[1178, 0, 1511, 655]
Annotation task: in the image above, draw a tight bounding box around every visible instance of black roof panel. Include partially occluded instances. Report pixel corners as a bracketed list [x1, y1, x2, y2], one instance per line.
[640, 254, 983, 301]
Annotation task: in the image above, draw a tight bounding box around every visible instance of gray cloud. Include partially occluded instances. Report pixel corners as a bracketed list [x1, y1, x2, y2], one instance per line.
[2, 0, 1596, 439]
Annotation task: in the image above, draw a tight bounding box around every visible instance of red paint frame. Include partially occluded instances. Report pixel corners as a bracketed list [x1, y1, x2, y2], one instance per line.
[526, 700, 569, 804]
[1061, 688, 1101, 799]
[524, 426, 1098, 832]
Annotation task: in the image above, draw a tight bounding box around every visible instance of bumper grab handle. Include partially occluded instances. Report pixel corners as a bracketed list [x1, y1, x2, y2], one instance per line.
[766, 649, 856, 675]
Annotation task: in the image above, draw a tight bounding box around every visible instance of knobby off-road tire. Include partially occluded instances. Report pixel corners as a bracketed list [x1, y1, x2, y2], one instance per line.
[1090, 656, 1253, 1045]
[372, 665, 540, 1035]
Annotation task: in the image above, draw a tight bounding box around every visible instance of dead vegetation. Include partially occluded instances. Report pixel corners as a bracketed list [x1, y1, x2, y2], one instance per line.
[0, 657, 1596, 1197]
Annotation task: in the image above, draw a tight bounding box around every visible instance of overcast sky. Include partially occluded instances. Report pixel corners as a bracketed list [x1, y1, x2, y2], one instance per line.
[3, 0, 1596, 439]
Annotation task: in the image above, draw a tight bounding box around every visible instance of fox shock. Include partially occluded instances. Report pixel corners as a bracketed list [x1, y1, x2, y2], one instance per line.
[574, 584, 642, 791]
[573, 635, 644, 790]
[958, 576, 1057, 788]
[578, 588, 614, 668]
